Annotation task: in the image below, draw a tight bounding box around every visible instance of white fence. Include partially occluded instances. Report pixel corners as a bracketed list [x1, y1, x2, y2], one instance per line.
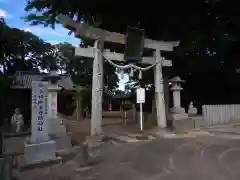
[202, 104, 240, 126]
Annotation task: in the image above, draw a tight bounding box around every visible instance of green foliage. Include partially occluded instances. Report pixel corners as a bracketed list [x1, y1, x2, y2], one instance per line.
[55, 43, 119, 90]
[0, 23, 51, 75]
[21, 0, 240, 105]
[24, 0, 102, 28]
[0, 21, 119, 91]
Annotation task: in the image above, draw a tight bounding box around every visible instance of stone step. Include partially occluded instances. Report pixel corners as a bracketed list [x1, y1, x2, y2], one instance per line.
[207, 130, 240, 135]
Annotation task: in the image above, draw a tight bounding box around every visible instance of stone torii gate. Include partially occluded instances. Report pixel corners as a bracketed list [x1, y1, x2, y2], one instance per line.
[60, 15, 180, 135]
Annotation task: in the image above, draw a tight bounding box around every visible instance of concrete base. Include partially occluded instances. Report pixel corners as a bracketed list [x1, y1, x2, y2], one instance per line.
[188, 108, 197, 115]
[19, 156, 62, 171]
[191, 116, 204, 129]
[170, 107, 185, 114]
[171, 113, 188, 121]
[23, 140, 58, 165]
[49, 134, 72, 149]
[49, 118, 68, 137]
[48, 118, 72, 149]
[174, 118, 194, 132]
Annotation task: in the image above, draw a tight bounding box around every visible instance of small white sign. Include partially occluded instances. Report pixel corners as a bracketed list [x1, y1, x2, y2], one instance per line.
[136, 88, 145, 103]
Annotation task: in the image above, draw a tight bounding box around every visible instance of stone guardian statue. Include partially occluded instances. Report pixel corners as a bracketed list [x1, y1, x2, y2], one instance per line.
[10, 108, 24, 133]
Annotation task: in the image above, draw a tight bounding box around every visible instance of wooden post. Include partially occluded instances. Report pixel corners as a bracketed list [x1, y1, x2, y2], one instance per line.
[76, 97, 82, 121]
[163, 76, 170, 118]
[154, 50, 167, 128]
[0, 126, 3, 155]
[91, 40, 104, 136]
[0, 156, 13, 180]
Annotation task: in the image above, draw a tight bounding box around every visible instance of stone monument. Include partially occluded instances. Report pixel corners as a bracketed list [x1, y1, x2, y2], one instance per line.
[23, 81, 59, 165]
[43, 70, 71, 149]
[169, 76, 188, 120]
[188, 101, 197, 117]
[188, 101, 201, 129]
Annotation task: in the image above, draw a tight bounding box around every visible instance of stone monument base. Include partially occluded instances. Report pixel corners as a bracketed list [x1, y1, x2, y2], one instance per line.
[23, 140, 60, 165]
[168, 107, 193, 132]
[49, 118, 68, 136]
[169, 107, 188, 121]
[49, 134, 72, 149]
[171, 113, 188, 120]
[170, 107, 186, 114]
[173, 118, 194, 132]
[49, 118, 72, 149]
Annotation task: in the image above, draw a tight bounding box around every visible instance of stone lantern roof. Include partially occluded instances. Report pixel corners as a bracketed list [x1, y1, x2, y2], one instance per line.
[170, 76, 185, 91]
[170, 76, 185, 83]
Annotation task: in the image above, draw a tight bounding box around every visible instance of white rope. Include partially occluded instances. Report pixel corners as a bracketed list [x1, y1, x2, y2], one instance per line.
[104, 54, 163, 71]
[94, 47, 164, 71]
[131, 63, 156, 71]
[104, 57, 132, 69]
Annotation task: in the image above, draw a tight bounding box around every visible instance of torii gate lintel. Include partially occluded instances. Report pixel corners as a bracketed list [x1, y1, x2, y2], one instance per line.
[59, 15, 179, 51]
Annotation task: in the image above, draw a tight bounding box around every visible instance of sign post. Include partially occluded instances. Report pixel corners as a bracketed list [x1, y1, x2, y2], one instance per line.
[136, 88, 145, 131]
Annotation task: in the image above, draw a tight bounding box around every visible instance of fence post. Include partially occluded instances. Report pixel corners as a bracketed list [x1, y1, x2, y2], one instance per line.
[0, 156, 13, 180]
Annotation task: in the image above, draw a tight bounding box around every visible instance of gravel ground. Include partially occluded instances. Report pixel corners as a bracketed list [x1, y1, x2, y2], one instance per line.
[15, 136, 240, 180]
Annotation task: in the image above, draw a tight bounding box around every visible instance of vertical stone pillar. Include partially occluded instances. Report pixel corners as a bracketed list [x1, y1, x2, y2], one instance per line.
[109, 101, 112, 111]
[31, 81, 50, 143]
[74, 86, 83, 121]
[76, 97, 82, 121]
[163, 76, 169, 116]
[132, 103, 136, 122]
[154, 50, 167, 128]
[91, 40, 103, 136]
[163, 76, 170, 118]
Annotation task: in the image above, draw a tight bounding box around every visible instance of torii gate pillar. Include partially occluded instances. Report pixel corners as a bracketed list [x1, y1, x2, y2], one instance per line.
[91, 40, 104, 135]
[154, 50, 167, 128]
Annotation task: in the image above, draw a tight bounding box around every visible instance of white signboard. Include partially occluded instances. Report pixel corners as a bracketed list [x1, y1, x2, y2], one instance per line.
[136, 88, 145, 104]
[31, 81, 49, 143]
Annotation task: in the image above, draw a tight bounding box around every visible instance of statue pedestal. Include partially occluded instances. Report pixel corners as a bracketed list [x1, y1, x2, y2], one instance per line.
[188, 108, 197, 117]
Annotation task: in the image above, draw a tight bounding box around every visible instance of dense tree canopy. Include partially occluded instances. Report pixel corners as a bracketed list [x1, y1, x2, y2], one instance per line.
[2, 0, 240, 107]
[0, 19, 119, 120]
[0, 20, 119, 89]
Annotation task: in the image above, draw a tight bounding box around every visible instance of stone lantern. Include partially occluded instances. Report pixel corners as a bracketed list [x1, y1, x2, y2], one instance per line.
[169, 76, 188, 120]
[43, 71, 71, 150]
[43, 70, 63, 137]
